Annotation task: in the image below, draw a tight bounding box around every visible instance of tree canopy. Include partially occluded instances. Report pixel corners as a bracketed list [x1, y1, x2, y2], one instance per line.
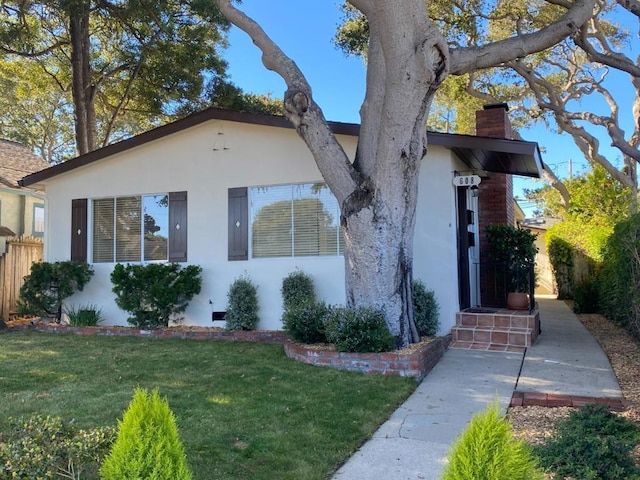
[0, 0, 282, 162]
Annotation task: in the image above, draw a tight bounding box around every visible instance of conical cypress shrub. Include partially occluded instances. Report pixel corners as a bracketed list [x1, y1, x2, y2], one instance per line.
[100, 388, 192, 480]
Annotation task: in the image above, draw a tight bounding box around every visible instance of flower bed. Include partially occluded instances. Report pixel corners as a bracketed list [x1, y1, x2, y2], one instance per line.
[284, 335, 452, 380]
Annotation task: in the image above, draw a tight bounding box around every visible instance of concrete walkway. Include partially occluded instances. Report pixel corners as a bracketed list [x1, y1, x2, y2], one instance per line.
[332, 297, 622, 480]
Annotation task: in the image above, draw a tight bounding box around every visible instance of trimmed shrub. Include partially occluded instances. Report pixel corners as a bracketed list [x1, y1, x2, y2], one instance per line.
[0, 414, 115, 479]
[65, 303, 104, 326]
[283, 301, 330, 343]
[110, 263, 202, 329]
[534, 404, 640, 480]
[17, 261, 94, 321]
[413, 280, 440, 337]
[442, 402, 544, 480]
[281, 270, 316, 312]
[225, 275, 259, 331]
[324, 306, 395, 353]
[100, 388, 192, 480]
[573, 276, 600, 314]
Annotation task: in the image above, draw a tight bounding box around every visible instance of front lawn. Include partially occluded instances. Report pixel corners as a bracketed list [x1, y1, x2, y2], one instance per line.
[0, 331, 415, 479]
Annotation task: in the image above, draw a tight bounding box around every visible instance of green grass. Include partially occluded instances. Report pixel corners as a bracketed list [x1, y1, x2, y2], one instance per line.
[0, 331, 415, 479]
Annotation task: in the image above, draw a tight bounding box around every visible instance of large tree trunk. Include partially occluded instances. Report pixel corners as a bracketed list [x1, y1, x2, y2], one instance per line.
[69, 1, 96, 155]
[212, 0, 595, 348]
[342, 184, 421, 347]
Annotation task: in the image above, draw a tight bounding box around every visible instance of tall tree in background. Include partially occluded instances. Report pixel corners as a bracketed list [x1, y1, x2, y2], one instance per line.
[0, 0, 231, 156]
[212, 0, 596, 347]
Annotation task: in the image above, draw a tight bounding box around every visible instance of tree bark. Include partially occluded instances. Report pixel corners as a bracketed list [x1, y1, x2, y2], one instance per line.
[69, 2, 96, 155]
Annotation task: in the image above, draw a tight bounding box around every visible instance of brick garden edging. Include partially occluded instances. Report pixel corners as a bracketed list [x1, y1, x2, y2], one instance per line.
[6, 323, 451, 379]
[284, 334, 452, 380]
[7, 323, 288, 344]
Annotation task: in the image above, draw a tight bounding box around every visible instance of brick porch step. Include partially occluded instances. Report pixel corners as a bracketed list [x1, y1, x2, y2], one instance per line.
[449, 308, 540, 352]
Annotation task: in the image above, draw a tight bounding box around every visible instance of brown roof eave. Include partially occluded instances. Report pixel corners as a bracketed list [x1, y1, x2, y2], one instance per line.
[20, 107, 542, 186]
[20, 108, 360, 187]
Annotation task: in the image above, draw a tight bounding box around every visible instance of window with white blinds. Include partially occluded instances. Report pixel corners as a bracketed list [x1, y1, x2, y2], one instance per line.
[91, 195, 168, 263]
[250, 183, 343, 258]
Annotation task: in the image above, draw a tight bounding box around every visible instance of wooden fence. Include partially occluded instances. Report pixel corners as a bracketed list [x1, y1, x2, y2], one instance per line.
[0, 237, 43, 322]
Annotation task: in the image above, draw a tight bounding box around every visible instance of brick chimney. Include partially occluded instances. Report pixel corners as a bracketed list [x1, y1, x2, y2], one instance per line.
[476, 103, 516, 307]
[475, 102, 513, 139]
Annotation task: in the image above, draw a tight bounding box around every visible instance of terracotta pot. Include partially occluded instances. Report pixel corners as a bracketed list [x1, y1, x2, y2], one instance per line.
[507, 292, 529, 311]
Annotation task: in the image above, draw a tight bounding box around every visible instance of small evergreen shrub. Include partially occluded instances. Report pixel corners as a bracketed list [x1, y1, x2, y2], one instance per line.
[442, 402, 543, 480]
[100, 388, 193, 480]
[573, 276, 600, 314]
[324, 306, 395, 353]
[283, 301, 330, 343]
[413, 279, 440, 337]
[534, 403, 640, 480]
[17, 261, 94, 321]
[281, 270, 316, 312]
[110, 263, 203, 329]
[225, 275, 259, 330]
[0, 414, 115, 479]
[65, 303, 104, 326]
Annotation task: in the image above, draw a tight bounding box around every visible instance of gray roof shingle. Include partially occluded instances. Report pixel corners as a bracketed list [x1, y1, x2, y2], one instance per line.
[0, 139, 50, 188]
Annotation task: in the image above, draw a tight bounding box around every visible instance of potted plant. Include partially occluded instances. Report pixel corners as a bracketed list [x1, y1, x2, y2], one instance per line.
[485, 224, 538, 310]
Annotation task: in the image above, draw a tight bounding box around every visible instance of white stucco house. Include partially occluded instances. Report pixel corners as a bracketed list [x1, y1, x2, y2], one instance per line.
[20, 106, 542, 334]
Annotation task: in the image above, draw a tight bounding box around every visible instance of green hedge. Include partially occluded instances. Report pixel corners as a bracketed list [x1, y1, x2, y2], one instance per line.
[599, 213, 640, 338]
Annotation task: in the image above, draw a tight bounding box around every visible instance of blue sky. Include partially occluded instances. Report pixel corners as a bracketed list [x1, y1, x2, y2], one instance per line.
[221, 2, 636, 216]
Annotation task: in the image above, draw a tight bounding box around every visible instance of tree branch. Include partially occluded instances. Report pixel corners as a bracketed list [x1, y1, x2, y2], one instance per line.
[450, 0, 596, 75]
[212, 0, 358, 203]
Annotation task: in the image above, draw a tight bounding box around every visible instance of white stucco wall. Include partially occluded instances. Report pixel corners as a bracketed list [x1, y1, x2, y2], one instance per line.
[41, 119, 463, 333]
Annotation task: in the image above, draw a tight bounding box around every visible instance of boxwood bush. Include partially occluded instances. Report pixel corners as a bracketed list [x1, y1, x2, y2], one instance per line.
[225, 275, 260, 331]
[281, 270, 316, 312]
[283, 301, 330, 343]
[324, 306, 395, 353]
[413, 279, 440, 337]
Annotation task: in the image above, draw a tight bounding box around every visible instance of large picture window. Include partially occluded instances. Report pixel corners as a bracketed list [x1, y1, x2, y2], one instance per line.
[92, 195, 169, 263]
[250, 183, 343, 258]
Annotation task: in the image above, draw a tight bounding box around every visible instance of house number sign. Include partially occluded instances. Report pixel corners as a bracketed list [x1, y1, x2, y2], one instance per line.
[453, 175, 482, 187]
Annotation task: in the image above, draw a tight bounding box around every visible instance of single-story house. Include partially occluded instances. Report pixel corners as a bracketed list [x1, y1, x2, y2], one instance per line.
[20, 105, 542, 334]
[0, 139, 50, 252]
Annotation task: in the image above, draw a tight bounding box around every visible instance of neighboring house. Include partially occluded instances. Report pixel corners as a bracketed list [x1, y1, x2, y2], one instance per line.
[521, 217, 561, 295]
[20, 105, 542, 333]
[0, 139, 49, 252]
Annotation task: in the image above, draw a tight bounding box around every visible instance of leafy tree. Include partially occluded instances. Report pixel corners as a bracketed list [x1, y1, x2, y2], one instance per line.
[529, 165, 630, 260]
[213, 0, 596, 347]
[0, 0, 231, 156]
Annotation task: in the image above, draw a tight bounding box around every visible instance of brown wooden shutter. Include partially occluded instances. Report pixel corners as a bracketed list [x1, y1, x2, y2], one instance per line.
[228, 187, 248, 261]
[168, 191, 188, 262]
[71, 198, 88, 262]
